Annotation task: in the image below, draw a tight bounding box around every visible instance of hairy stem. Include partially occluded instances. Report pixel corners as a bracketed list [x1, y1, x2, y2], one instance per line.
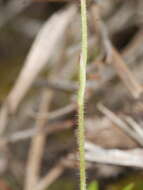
[78, 0, 88, 190]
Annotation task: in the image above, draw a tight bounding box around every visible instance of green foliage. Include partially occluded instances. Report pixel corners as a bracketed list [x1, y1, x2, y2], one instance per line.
[88, 181, 134, 190]
[88, 181, 99, 190]
[122, 183, 134, 190]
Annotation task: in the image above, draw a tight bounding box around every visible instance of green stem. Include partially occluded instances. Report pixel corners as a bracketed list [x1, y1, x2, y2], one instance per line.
[78, 0, 88, 190]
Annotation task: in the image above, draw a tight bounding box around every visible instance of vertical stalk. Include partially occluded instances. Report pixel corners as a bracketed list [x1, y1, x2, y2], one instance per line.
[78, 0, 88, 190]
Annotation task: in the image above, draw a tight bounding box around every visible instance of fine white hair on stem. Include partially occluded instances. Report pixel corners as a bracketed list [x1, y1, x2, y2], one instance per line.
[78, 0, 88, 189]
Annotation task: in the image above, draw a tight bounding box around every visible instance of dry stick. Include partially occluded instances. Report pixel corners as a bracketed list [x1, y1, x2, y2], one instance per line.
[30, 103, 76, 121]
[35, 153, 75, 190]
[124, 116, 143, 139]
[111, 48, 143, 99]
[36, 162, 64, 190]
[24, 90, 54, 190]
[91, 4, 142, 99]
[98, 104, 143, 146]
[0, 120, 73, 144]
[35, 156, 70, 190]
[85, 141, 143, 168]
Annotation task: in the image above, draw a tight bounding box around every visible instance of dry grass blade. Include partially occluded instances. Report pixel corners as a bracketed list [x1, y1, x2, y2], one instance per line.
[98, 104, 143, 146]
[124, 116, 143, 139]
[0, 5, 76, 134]
[7, 5, 76, 113]
[85, 142, 143, 168]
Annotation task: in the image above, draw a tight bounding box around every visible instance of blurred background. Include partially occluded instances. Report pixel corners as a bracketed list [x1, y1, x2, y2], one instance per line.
[0, 0, 143, 190]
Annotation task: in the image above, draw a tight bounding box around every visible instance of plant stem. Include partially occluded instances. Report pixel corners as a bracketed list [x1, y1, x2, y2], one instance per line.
[78, 0, 88, 190]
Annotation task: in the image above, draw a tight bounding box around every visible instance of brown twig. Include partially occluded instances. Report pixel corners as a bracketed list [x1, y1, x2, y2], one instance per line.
[36, 159, 65, 190]
[98, 103, 143, 146]
[24, 90, 54, 190]
[91, 4, 143, 99]
[0, 120, 73, 144]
